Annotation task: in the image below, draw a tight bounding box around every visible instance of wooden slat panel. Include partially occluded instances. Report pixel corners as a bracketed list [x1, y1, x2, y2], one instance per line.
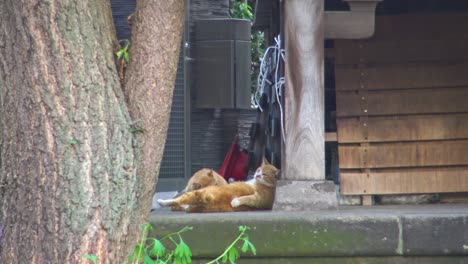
[325, 132, 337, 142]
[341, 169, 468, 195]
[335, 13, 468, 196]
[339, 141, 468, 169]
[439, 193, 468, 203]
[337, 114, 468, 143]
[335, 40, 468, 65]
[371, 13, 468, 41]
[335, 63, 468, 91]
[336, 88, 468, 117]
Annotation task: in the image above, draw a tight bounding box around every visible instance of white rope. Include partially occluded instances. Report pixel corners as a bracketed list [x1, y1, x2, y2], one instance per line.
[252, 46, 272, 111]
[276, 77, 286, 143]
[253, 36, 284, 111]
[273, 36, 286, 143]
[252, 35, 286, 142]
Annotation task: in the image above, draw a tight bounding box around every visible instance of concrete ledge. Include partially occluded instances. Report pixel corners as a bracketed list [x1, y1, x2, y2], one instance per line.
[403, 215, 468, 255]
[191, 257, 468, 264]
[273, 180, 338, 210]
[150, 205, 468, 261]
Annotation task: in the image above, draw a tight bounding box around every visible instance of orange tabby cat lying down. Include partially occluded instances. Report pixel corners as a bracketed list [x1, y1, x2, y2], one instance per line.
[158, 159, 279, 213]
[183, 168, 228, 193]
[171, 168, 228, 211]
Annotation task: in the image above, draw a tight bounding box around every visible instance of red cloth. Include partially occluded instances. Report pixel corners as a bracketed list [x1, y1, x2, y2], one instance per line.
[218, 135, 248, 182]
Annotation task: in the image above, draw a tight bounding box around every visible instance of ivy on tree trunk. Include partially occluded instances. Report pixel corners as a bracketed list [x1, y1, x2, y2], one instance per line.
[0, 0, 184, 263]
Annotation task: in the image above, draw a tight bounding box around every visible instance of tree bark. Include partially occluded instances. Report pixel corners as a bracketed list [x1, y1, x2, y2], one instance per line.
[125, 0, 185, 226]
[0, 0, 184, 263]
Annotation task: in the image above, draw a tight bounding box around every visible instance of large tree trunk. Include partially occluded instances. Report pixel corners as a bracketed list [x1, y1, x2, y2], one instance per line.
[125, 0, 185, 224]
[0, 0, 184, 263]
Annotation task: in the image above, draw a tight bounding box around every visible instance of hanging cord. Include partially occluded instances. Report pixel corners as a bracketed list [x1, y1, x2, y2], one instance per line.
[252, 46, 272, 111]
[276, 77, 286, 143]
[252, 36, 284, 111]
[253, 35, 286, 142]
[273, 36, 286, 142]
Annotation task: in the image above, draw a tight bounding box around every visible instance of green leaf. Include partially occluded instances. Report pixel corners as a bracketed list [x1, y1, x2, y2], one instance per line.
[247, 241, 256, 255]
[174, 239, 192, 264]
[227, 247, 240, 264]
[161, 253, 173, 264]
[130, 127, 145, 133]
[240, 237, 256, 255]
[174, 254, 191, 264]
[149, 239, 166, 258]
[69, 138, 78, 145]
[241, 239, 249, 253]
[123, 39, 131, 49]
[141, 223, 154, 232]
[128, 251, 134, 263]
[82, 254, 97, 264]
[124, 52, 130, 62]
[135, 244, 144, 261]
[116, 49, 124, 59]
[221, 252, 228, 263]
[230, 1, 253, 21]
[144, 251, 155, 264]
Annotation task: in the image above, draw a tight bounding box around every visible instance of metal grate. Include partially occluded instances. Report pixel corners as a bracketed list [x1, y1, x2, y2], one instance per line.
[110, 0, 135, 41]
[159, 48, 186, 178]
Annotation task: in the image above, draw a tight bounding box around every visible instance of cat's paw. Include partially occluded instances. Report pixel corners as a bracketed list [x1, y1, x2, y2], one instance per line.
[231, 198, 241, 208]
[158, 199, 173, 207]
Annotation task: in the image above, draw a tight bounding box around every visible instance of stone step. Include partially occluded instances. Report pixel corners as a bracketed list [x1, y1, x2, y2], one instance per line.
[150, 205, 468, 263]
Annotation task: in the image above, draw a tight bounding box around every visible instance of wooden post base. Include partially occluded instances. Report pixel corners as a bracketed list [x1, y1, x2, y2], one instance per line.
[362, 195, 375, 206]
[273, 180, 337, 211]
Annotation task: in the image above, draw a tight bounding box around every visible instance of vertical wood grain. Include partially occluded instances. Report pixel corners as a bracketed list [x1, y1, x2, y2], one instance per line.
[283, 0, 325, 180]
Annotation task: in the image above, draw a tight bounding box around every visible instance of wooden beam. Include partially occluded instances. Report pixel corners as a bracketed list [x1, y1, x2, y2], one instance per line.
[341, 169, 468, 195]
[335, 39, 468, 65]
[337, 114, 468, 143]
[284, 0, 324, 180]
[439, 193, 468, 203]
[336, 87, 468, 117]
[339, 140, 468, 169]
[362, 195, 374, 206]
[335, 62, 468, 91]
[371, 12, 468, 41]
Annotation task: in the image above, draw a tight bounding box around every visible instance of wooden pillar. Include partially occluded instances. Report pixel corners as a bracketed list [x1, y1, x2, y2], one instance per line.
[283, 0, 324, 181]
[274, 0, 336, 210]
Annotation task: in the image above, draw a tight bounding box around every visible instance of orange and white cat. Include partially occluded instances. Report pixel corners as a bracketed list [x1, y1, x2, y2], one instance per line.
[183, 168, 228, 193]
[158, 159, 279, 213]
[171, 168, 228, 211]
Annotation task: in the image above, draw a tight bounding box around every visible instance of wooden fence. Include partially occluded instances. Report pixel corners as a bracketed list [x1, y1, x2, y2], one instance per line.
[335, 12, 468, 197]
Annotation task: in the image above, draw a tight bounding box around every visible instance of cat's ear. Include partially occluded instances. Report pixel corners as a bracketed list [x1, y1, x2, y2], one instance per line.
[262, 157, 270, 165]
[207, 170, 214, 178]
[274, 169, 281, 179]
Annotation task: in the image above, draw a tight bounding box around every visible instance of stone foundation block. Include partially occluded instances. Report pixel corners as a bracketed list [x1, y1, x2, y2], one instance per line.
[273, 180, 338, 211]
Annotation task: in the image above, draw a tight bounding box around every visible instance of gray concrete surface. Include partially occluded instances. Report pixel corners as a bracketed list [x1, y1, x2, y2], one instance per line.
[150, 204, 468, 263]
[273, 180, 338, 210]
